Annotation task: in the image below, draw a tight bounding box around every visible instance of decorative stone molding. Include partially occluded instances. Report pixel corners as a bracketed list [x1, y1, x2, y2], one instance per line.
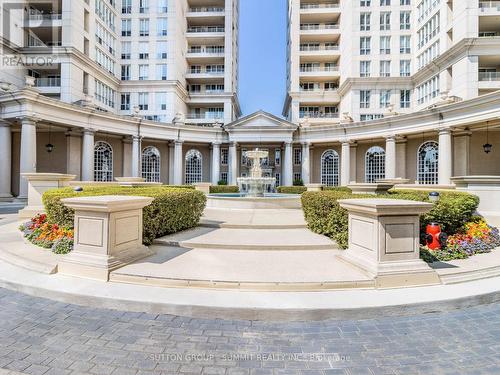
[18, 173, 76, 219]
[58, 195, 155, 281]
[348, 183, 394, 195]
[338, 198, 440, 288]
[114, 177, 161, 187]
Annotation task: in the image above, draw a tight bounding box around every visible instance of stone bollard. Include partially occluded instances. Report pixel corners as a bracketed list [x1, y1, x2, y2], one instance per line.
[18, 173, 76, 219]
[305, 184, 324, 192]
[338, 198, 441, 288]
[58, 195, 154, 281]
[194, 182, 212, 194]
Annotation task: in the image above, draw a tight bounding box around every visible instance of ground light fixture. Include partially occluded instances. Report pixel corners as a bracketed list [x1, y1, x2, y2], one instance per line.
[429, 191, 440, 202]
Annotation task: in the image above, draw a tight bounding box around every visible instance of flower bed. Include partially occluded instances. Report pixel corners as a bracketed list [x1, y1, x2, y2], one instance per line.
[19, 214, 74, 254]
[421, 218, 500, 262]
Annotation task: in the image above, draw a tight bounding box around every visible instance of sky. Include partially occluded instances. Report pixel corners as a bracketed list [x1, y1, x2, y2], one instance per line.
[238, 0, 287, 117]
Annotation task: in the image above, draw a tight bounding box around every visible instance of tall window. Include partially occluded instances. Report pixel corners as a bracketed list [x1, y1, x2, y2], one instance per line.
[156, 92, 167, 110]
[156, 64, 167, 80]
[138, 92, 149, 110]
[400, 60, 411, 77]
[400, 35, 411, 54]
[380, 36, 391, 54]
[365, 146, 385, 182]
[121, 41, 131, 59]
[380, 60, 391, 77]
[185, 149, 203, 184]
[139, 64, 148, 80]
[142, 146, 160, 182]
[120, 93, 130, 111]
[360, 61, 371, 77]
[360, 37, 371, 54]
[157, 18, 167, 36]
[360, 0, 371, 6]
[321, 150, 339, 186]
[94, 141, 113, 182]
[121, 19, 131, 36]
[380, 90, 391, 108]
[122, 0, 132, 13]
[158, 0, 168, 12]
[360, 13, 371, 31]
[417, 141, 439, 184]
[360, 90, 371, 108]
[139, 0, 149, 13]
[139, 19, 149, 36]
[121, 65, 130, 80]
[400, 89, 411, 108]
[221, 149, 228, 165]
[157, 41, 167, 59]
[275, 149, 281, 166]
[380, 12, 391, 31]
[400, 11, 411, 30]
[294, 148, 302, 165]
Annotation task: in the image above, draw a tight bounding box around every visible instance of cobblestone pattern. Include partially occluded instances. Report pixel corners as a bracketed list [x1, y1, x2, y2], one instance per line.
[0, 288, 499, 375]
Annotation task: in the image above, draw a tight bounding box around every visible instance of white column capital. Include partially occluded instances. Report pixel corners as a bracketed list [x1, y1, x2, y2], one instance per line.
[438, 127, 452, 136]
[385, 135, 397, 142]
[18, 116, 39, 126]
[82, 128, 96, 136]
[0, 119, 12, 128]
[174, 139, 184, 146]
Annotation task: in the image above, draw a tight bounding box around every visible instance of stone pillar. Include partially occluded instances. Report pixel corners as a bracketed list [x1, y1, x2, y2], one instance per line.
[0, 121, 12, 200]
[338, 198, 440, 288]
[131, 135, 141, 178]
[122, 137, 132, 178]
[340, 141, 351, 186]
[228, 141, 238, 185]
[438, 128, 452, 185]
[66, 130, 82, 180]
[350, 143, 357, 184]
[453, 130, 471, 177]
[59, 195, 154, 281]
[168, 142, 175, 184]
[283, 142, 293, 186]
[385, 136, 396, 180]
[19, 117, 38, 199]
[396, 138, 407, 180]
[173, 140, 183, 185]
[81, 129, 95, 181]
[301, 142, 310, 185]
[211, 142, 221, 185]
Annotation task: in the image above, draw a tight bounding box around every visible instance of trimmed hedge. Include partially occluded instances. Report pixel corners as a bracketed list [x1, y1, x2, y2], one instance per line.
[42, 186, 206, 245]
[323, 186, 352, 193]
[302, 189, 479, 249]
[277, 186, 307, 194]
[209, 185, 239, 194]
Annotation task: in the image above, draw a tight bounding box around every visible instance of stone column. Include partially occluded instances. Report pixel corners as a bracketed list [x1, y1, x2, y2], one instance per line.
[396, 138, 407, 179]
[438, 128, 452, 185]
[453, 130, 471, 177]
[66, 130, 82, 180]
[341, 141, 351, 186]
[19, 117, 38, 199]
[131, 135, 141, 178]
[173, 140, 183, 185]
[283, 141, 293, 186]
[385, 136, 396, 180]
[211, 142, 221, 185]
[0, 121, 12, 200]
[228, 141, 238, 185]
[81, 129, 95, 181]
[122, 137, 132, 178]
[301, 142, 310, 185]
[168, 142, 175, 184]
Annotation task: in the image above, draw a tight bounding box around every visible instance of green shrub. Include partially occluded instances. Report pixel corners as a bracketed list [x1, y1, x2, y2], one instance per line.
[209, 185, 239, 194]
[277, 186, 307, 194]
[323, 186, 352, 193]
[42, 186, 206, 245]
[217, 180, 228, 186]
[302, 189, 479, 250]
[293, 179, 304, 186]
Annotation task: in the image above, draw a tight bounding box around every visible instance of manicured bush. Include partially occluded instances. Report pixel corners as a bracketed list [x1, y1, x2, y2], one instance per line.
[209, 185, 239, 194]
[217, 180, 228, 186]
[301, 189, 480, 250]
[277, 186, 307, 194]
[323, 186, 352, 193]
[42, 186, 206, 245]
[293, 179, 304, 186]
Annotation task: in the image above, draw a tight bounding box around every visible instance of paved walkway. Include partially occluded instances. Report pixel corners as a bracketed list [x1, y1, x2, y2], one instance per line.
[0, 288, 499, 375]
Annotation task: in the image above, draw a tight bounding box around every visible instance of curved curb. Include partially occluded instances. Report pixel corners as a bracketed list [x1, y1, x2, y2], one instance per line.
[1, 260, 500, 321]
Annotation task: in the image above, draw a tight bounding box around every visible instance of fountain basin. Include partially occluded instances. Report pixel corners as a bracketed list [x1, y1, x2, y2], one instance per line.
[207, 193, 301, 209]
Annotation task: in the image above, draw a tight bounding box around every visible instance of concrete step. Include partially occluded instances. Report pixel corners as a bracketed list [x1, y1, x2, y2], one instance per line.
[200, 208, 307, 229]
[154, 227, 338, 251]
[110, 246, 373, 291]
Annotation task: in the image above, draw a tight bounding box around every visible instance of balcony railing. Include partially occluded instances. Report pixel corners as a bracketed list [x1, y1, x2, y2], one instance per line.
[479, 71, 500, 81]
[300, 66, 338, 72]
[300, 44, 338, 51]
[28, 13, 62, 21]
[300, 24, 339, 30]
[34, 77, 61, 87]
[188, 47, 225, 54]
[189, 7, 224, 12]
[299, 112, 339, 118]
[186, 113, 224, 120]
[187, 26, 225, 33]
[300, 3, 339, 9]
[188, 69, 225, 75]
[479, 1, 500, 9]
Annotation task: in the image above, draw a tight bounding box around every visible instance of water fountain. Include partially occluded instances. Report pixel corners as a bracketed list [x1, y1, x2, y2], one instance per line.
[237, 149, 276, 197]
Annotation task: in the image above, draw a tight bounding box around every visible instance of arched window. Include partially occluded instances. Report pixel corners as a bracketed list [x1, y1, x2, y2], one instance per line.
[142, 146, 161, 182]
[417, 141, 439, 184]
[321, 149, 339, 186]
[185, 149, 202, 184]
[94, 141, 113, 182]
[365, 146, 385, 183]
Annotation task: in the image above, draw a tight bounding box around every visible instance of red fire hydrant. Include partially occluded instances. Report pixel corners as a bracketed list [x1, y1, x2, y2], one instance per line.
[425, 223, 448, 250]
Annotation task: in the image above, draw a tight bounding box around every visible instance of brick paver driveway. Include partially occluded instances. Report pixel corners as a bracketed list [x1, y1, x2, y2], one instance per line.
[0, 288, 499, 375]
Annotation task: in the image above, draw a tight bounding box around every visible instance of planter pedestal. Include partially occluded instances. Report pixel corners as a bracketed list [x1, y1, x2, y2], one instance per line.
[58, 195, 154, 281]
[338, 198, 440, 288]
[305, 184, 324, 192]
[18, 173, 76, 219]
[348, 183, 394, 195]
[194, 183, 212, 194]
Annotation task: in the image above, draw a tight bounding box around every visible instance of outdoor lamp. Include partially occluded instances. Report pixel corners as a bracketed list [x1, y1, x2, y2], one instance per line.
[45, 143, 54, 153]
[483, 142, 493, 154]
[429, 191, 440, 202]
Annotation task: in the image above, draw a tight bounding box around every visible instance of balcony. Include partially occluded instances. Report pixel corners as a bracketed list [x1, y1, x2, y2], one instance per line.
[186, 26, 225, 42]
[186, 46, 225, 62]
[479, 71, 500, 91]
[300, 2, 340, 22]
[34, 77, 61, 95]
[299, 111, 339, 119]
[185, 112, 224, 125]
[299, 66, 339, 79]
[186, 69, 225, 81]
[300, 23, 339, 42]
